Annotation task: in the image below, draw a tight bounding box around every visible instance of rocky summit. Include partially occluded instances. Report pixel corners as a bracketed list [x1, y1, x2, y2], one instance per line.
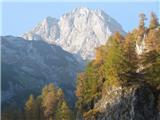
[23, 7, 125, 60]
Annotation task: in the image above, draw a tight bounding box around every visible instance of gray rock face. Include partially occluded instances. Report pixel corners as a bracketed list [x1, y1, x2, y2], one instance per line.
[1, 36, 83, 108]
[93, 84, 160, 120]
[23, 7, 125, 60]
[132, 85, 156, 120]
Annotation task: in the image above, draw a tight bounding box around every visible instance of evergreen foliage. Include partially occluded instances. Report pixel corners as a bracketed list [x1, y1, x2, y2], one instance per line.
[76, 12, 160, 118]
[25, 94, 37, 120]
[24, 84, 73, 120]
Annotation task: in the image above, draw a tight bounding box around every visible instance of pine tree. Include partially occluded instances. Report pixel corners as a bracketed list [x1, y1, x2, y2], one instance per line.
[76, 62, 102, 113]
[94, 47, 104, 65]
[102, 32, 140, 91]
[142, 26, 160, 87]
[41, 84, 58, 120]
[149, 12, 159, 29]
[25, 94, 37, 120]
[76, 65, 99, 116]
[76, 73, 86, 112]
[43, 92, 57, 120]
[138, 13, 146, 37]
[35, 95, 44, 120]
[94, 45, 108, 65]
[103, 33, 126, 85]
[57, 88, 64, 100]
[55, 101, 72, 120]
[76, 73, 85, 97]
[123, 33, 138, 81]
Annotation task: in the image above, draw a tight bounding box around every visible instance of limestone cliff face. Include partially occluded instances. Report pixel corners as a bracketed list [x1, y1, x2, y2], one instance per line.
[86, 84, 160, 120]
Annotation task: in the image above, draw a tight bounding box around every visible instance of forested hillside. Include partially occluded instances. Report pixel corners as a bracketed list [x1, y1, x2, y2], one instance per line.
[76, 12, 160, 119]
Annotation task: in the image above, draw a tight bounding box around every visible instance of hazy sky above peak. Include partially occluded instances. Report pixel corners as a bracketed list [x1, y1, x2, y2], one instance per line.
[1, 1, 159, 36]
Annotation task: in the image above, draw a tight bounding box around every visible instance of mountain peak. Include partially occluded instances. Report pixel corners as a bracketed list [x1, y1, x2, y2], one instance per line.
[22, 7, 125, 60]
[74, 6, 90, 13]
[72, 7, 108, 17]
[23, 16, 59, 43]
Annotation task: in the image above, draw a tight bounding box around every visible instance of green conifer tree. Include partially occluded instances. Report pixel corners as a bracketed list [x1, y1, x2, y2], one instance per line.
[138, 13, 146, 37]
[55, 101, 72, 120]
[25, 94, 37, 120]
[41, 84, 57, 120]
[142, 26, 160, 87]
[149, 12, 159, 29]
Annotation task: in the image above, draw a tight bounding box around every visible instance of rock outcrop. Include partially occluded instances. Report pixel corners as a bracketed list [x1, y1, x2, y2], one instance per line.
[85, 84, 160, 120]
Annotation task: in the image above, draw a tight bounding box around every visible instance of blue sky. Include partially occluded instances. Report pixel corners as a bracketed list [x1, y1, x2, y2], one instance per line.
[1, 1, 159, 36]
